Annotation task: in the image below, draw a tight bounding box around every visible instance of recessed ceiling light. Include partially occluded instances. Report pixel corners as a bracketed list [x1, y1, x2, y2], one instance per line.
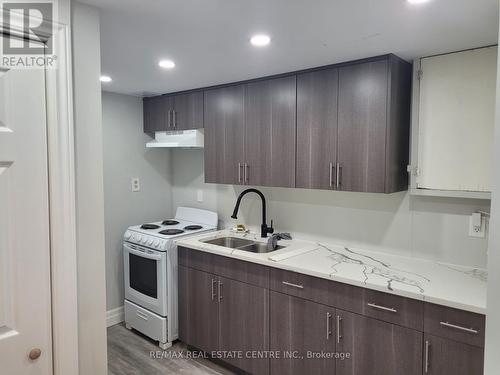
[100, 75, 112, 83]
[407, 0, 431, 4]
[250, 34, 271, 47]
[158, 59, 175, 69]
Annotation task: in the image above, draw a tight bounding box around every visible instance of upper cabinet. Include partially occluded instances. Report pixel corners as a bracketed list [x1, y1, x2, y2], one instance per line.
[146, 54, 412, 194]
[204, 84, 246, 185]
[244, 76, 297, 188]
[172, 91, 204, 130]
[143, 95, 166, 133]
[143, 90, 204, 134]
[411, 46, 497, 199]
[296, 56, 412, 193]
[204, 76, 297, 188]
[337, 57, 411, 193]
[296, 68, 339, 190]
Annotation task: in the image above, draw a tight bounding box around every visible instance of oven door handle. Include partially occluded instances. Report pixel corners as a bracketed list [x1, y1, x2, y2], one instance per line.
[124, 243, 163, 261]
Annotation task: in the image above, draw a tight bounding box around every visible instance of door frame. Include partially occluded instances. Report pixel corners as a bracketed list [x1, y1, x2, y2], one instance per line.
[0, 9, 79, 375]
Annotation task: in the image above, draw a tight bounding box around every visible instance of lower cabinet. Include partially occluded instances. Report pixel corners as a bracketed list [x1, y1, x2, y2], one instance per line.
[423, 334, 484, 375]
[178, 266, 218, 352]
[178, 265, 269, 375]
[218, 276, 269, 375]
[336, 310, 423, 375]
[270, 291, 336, 375]
[179, 249, 485, 375]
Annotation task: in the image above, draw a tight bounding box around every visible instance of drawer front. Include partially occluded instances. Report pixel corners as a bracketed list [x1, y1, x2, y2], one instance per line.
[178, 247, 269, 288]
[124, 300, 167, 344]
[269, 268, 364, 314]
[178, 246, 216, 274]
[424, 303, 485, 347]
[361, 289, 424, 331]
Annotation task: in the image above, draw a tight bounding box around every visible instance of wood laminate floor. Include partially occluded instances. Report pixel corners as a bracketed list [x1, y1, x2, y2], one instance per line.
[107, 324, 235, 375]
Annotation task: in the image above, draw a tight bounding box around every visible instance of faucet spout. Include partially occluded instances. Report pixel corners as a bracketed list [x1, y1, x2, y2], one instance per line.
[231, 188, 274, 238]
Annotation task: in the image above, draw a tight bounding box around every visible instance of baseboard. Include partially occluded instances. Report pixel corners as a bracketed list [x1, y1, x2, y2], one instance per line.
[106, 306, 124, 327]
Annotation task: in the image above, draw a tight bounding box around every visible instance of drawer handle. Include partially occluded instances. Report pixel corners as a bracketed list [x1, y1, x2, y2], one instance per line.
[282, 281, 304, 289]
[136, 311, 148, 321]
[439, 321, 479, 334]
[367, 302, 398, 313]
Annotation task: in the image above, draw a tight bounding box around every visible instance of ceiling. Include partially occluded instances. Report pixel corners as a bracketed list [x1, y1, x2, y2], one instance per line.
[80, 0, 499, 96]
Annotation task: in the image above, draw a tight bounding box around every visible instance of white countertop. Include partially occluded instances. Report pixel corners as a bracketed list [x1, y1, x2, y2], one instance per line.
[176, 230, 487, 314]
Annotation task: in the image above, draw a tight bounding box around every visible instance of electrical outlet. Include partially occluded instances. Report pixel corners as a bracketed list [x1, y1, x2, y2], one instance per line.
[197, 189, 203, 202]
[131, 177, 140, 192]
[469, 213, 485, 238]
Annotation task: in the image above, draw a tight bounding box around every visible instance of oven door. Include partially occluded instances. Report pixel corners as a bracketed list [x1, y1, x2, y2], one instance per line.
[124, 242, 167, 316]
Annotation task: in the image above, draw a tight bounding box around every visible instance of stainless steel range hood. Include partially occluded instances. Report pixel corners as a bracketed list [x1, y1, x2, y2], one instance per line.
[146, 129, 204, 148]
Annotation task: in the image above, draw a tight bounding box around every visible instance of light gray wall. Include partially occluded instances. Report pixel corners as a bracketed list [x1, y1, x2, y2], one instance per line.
[72, 2, 107, 374]
[102, 92, 173, 310]
[172, 149, 490, 268]
[484, 8, 500, 374]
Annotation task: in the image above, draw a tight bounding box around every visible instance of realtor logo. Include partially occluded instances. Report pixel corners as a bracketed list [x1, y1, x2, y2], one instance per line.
[2, 2, 53, 54]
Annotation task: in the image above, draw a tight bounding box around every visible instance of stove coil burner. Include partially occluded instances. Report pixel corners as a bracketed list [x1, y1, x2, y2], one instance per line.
[162, 220, 179, 226]
[184, 225, 203, 230]
[140, 224, 160, 230]
[159, 229, 185, 236]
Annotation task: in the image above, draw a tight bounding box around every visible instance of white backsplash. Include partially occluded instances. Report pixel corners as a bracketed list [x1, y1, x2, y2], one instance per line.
[171, 149, 490, 268]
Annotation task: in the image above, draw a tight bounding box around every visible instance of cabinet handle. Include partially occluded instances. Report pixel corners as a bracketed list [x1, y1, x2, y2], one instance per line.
[336, 163, 342, 190]
[336, 315, 342, 344]
[173, 110, 177, 128]
[424, 340, 430, 373]
[326, 312, 332, 340]
[281, 281, 304, 289]
[367, 302, 398, 313]
[329, 163, 334, 188]
[211, 278, 217, 301]
[244, 163, 249, 183]
[439, 321, 479, 334]
[238, 163, 242, 183]
[167, 109, 172, 128]
[218, 280, 223, 302]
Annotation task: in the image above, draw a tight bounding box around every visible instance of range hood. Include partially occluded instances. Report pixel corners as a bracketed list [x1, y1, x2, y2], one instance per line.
[146, 129, 204, 148]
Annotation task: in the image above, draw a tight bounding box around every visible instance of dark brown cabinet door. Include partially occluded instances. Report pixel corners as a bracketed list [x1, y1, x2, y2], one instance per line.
[245, 76, 296, 187]
[204, 85, 245, 184]
[173, 91, 204, 130]
[336, 309, 422, 375]
[218, 276, 269, 375]
[296, 69, 338, 190]
[424, 334, 484, 375]
[178, 266, 219, 353]
[143, 96, 167, 133]
[270, 291, 336, 375]
[337, 60, 388, 193]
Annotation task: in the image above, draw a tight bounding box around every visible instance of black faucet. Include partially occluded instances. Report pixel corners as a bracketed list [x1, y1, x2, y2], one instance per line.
[231, 188, 274, 238]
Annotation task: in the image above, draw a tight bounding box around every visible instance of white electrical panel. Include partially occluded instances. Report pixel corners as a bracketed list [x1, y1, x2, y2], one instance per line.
[416, 46, 497, 193]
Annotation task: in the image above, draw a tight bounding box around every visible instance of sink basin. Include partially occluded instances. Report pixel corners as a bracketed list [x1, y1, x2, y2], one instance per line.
[201, 236, 285, 253]
[237, 242, 285, 254]
[202, 236, 254, 249]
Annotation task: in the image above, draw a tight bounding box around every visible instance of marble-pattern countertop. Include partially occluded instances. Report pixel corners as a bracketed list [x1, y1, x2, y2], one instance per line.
[176, 230, 487, 314]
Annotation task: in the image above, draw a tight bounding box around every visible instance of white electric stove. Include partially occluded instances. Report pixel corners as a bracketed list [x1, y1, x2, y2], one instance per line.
[123, 207, 218, 349]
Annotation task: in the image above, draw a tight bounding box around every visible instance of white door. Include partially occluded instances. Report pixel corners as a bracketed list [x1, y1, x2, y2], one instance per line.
[0, 43, 53, 373]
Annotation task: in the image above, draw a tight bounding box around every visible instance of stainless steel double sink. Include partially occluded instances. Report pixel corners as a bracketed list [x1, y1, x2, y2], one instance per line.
[202, 236, 284, 254]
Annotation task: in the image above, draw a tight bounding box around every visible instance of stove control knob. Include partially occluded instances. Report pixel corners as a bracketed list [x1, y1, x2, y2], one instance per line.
[136, 235, 142, 242]
[142, 237, 148, 244]
[153, 240, 160, 248]
[148, 239, 153, 246]
[124, 232, 131, 240]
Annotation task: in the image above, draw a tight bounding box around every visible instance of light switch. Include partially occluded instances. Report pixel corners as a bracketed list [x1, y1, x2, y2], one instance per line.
[469, 213, 485, 238]
[197, 189, 203, 202]
[131, 177, 140, 192]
